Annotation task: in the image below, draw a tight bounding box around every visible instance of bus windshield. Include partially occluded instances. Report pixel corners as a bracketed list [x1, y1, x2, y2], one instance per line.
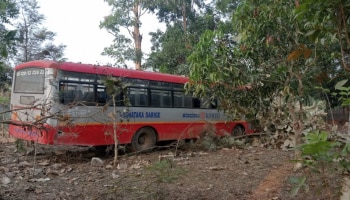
[14, 67, 45, 93]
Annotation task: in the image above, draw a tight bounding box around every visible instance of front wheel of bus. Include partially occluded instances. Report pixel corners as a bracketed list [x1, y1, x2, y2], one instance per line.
[131, 127, 156, 152]
[232, 125, 245, 137]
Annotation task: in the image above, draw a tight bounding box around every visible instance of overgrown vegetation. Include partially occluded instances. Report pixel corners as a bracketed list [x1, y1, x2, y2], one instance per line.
[104, 160, 187, 199]
[289, 81, 350, 197]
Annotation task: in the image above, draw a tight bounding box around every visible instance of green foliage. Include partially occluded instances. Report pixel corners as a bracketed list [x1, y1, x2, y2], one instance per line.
[340, 142, 350, 171]
[108, 160, 187, 199]
[15, 139, 26, 153]
[187, 0, 342, 133]
[148, 0, 206, 23]
[300, 131, 337, 160]
[103, 76, 130, 108]
[14, 0, 66, 63]
[0, 0, 17, 89]
[188, 126, 246, 151]
[0, 63, 12, 93]
[290, 131, 335, 196]
[145, 23, 191, 74]
[333, 79, 350, 106]
[294, 0, 350, 105]
[100, 0, 151, 68]
[0, 0, 18, 60]
[145, 160, 187, 183]
[290, 176, 309, 197]
[145, 1, 218, 74]
[104, 76, 125, 96]
[295, 0, 350, 72]
[0, 96, 9, 105]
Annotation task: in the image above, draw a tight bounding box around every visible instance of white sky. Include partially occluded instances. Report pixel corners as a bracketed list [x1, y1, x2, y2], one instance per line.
[37, 0, 163, 67]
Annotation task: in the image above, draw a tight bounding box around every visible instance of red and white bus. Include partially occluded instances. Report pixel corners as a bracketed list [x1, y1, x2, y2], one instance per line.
[9, 60, 253, 151]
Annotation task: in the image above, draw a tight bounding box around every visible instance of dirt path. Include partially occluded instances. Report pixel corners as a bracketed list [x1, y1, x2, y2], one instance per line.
[250, 161, 294, 200]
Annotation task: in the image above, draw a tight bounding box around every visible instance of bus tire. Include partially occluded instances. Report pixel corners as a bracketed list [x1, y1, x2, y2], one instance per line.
[131, 127, 156, 152]
[232, 125, 245, 137]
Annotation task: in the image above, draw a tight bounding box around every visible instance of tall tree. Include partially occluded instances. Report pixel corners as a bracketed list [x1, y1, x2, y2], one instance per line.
[0, 0, 18, 94]
[145, 0, 218, 74]
[100, 0, 153, 70]
[0, 64, 12, 95]
[295, 0, 350, 73]
[14, 0, 66, 64]
[188, 0, 335, 168]
[148, 0, 206, 38]
[0, 0, 18, 59]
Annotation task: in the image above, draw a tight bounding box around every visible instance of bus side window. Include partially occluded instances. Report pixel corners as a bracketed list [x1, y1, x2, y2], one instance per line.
[97, 91, 107, 104]
[128, 88, 148, 107]
[174, 91, 192, 108]
[193, 98, 200, 108]
[74, 90, 83, 102]
[200, 98, 216, 109]
[83, 92, 95, 103]
[211, 99, 218, 109]
[150, 90, 160, 107]
[128, 93, 135, 106]
[61, 90, 75, 104]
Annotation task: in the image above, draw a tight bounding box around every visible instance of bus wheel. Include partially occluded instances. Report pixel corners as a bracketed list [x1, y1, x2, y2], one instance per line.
[232, 125, 245, 137]
[131, 127, 156, 152]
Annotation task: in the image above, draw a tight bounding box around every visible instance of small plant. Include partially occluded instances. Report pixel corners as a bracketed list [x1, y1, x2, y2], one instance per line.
[108, 160, 187, 199]
[0, 96, 10, 105]
[299, 131, 339, 169]
[145, 160, 187, 183]
[290, 131, 340, 197]
[15, 139, 26, 153]
[290, 176, 309, 197]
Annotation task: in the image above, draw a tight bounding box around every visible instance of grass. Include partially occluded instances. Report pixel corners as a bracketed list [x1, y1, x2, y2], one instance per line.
[0, 96, 10, 105]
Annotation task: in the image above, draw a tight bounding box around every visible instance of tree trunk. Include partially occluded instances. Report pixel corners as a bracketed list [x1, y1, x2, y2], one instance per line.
[133, 1, 142, 70]
[182, 1, 187, 36]
[111, 94, 118, 166]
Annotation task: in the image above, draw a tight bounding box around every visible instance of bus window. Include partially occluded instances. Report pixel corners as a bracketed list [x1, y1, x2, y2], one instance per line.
[174, 91, 192, 108]
[128, 79, 148, 87]
[150, 81, 172, 89]
[62, 71, 96, 82]
[184, 95, 193, 108]
[14, 68, 45, 94]
[173, 83, 185, 90]
[193, 98, 201, 108]
[200, 98, 212, 109]
[59, 82, 94, 105]
[128, 88, 148, 106]
[150, 89, 172, 107]
[97, 86, 107, 105]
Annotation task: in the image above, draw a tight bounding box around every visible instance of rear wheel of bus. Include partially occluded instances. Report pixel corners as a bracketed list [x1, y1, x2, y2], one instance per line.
[232, 125, 245, 137]
[131, 127, 157, 152]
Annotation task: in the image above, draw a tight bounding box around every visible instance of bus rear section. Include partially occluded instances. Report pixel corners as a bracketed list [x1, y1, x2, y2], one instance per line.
[9, 66, 58, 144]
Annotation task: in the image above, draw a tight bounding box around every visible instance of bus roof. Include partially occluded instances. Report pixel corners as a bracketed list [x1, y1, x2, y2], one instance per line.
[15, 60, 189, 84]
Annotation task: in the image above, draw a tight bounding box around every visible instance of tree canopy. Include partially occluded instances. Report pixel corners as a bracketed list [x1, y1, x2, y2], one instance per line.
[0, 0, 18, 94]
[100, 0, 155, 70]
[13, 0, 66, 64]
[0, 0, 18, 61]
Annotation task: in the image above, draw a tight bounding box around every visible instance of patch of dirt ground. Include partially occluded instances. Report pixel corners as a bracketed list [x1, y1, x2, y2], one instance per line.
[0, 135, 344, 200]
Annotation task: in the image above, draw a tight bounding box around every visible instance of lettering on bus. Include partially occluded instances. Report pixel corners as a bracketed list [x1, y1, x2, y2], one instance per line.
[182, 112, 220, 119]
[182, 113, 200, 118]
[206, 113, 220, 119]
[122, 111, 160, 118]
[13, 126, 39, 137]
[17, 69, 44, 76]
